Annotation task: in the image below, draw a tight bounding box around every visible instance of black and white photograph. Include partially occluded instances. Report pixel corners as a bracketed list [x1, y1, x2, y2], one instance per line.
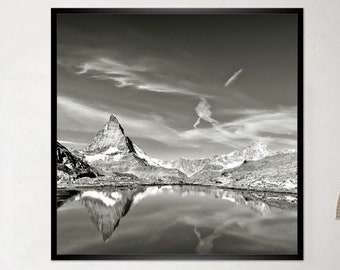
[53, 9, 303, 259]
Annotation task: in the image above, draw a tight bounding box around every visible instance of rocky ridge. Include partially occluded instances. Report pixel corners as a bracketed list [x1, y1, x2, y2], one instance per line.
[57, 142, 101, 183]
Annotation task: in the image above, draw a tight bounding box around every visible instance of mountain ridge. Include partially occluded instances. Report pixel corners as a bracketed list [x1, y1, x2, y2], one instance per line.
[57, 114, 297, 193]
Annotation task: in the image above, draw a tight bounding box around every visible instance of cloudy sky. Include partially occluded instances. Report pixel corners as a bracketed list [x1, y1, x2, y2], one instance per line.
[57, 12, 298, 160]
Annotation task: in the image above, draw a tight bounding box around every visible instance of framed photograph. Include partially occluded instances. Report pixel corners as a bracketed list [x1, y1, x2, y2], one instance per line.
[52, 8, 303, 260]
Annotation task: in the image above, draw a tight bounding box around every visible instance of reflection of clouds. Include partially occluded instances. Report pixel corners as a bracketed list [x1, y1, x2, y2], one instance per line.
[249, 211, 298, 243]
[192, 217, 250, 254]
[177, 209, 252, 254]
[188, 213, 296, 254]
[194, 227, 214, 254]
[168, 189, 295, 254]
[59, 186, 297, 253]
[177, 209, 255, 254]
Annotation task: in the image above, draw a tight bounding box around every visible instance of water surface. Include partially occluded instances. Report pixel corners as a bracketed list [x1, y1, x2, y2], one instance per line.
[57, 185, 297, 255]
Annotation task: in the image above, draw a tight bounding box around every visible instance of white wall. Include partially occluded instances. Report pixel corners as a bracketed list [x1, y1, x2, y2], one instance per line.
[1, 0, 340, 269]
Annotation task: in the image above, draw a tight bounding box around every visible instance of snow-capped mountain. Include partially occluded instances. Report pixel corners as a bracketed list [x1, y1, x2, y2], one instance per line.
[152, 141, 274, 177]
[57, 114, 297, 192]
[227, 140, 273, 161]
[82, 115, 294, 181]
[83, 115, 186, 181]
[203, 141, 274, 172]
[84, 115, 135, 154]
[158, 141, 275, 179]
[187, 141, 280, 181]
[156, 158, 211, 177]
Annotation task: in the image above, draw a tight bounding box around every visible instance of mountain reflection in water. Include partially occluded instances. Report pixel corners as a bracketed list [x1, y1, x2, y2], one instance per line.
[57, 185, 297, 255]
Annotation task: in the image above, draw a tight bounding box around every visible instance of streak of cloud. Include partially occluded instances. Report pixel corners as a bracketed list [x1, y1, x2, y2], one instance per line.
[224, 68, 244, 88]
[57, 96, 199, 149]
[68, 57, 200, 96]
[185, 106, 297, 149]
[193, 97, 219, 128]
[58, 95, 297, 156]
[59, 140, 88, 146]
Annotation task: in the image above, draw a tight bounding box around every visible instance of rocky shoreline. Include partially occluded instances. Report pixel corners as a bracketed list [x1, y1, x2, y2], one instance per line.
[57, 176, 297, 194]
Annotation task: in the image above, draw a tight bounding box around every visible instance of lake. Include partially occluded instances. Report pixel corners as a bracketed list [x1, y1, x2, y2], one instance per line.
[57, 185, 297, 255]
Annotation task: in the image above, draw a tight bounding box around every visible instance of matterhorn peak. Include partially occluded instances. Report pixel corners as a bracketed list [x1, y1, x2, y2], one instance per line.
[105, 114, 122, 130]
[109, 114, 119, 122]
[84, 114, 135, 154]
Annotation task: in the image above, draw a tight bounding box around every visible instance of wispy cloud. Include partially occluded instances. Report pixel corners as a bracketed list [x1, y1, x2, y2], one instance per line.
[224, 68, 243, 88]
[183, 106, 297, 149]
[57, 95, 110, 123]
[58, 140, 89, 148]
[65, 57, 199, 96]
[193, 97, 219, 128]
[58, 95, 297, 155]
[216, 108, 272, 116]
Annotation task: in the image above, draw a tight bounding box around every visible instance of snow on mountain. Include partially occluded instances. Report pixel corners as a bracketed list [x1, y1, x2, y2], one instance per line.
[83, 114, 186, 181]
[157, 157, 211, 177]
[132, 143, 164, 167]
[84, 115, 135, 154]
[274, 148, 297, 155]
[58, 113, 297, 192]
[188, 141, 276, 180]
[151, 141, 280, 178]
[227, 140, 273, 161]
[83, 115, 294, 182]
[84, 146, 122, 163]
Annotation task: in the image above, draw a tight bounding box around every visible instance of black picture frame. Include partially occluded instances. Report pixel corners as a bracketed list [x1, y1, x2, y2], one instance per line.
[51, 8, 303, 260]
